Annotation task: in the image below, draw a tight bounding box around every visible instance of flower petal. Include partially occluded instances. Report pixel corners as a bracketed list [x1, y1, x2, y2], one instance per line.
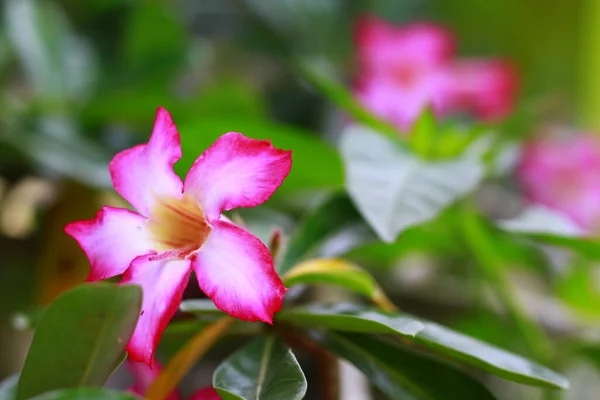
[109, 107, 183, 216]
[121, 255, 191, 364]
[355, 16, 454, 77]
[183, 133, 291, 220]
[447, 60, 518, 121]
[65, 207, 152, 281]
[192, 220, 286, 323]
[188, 387, 222, 400]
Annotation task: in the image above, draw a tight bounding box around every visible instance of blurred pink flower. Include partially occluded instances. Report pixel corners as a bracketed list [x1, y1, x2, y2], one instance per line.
[354, 15, 518, 131]
[127, 358, 221, 400]
[66, 107, 291, 364]
[518, 129, 600, 231]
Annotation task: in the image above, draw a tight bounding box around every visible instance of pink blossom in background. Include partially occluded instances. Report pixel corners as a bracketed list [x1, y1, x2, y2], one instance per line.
[517, 129, 600, 231]
[127, 358, 221, 400]
[354, 15, 518, 132]
[66, 107, 291, 364]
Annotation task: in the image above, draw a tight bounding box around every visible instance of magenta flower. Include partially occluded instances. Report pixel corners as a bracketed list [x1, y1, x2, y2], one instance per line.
[518, 128, 600, 231]
[65, 107, 291, 364]
[127, 358, 221, 400]
[354, 15, 517, 131]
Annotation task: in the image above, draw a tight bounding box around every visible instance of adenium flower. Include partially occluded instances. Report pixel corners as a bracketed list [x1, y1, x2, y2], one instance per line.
[65, 107, 291, 364]
[354, 15, 517, 132]
[127, 358, 221, 400]
[517, 128, 600, 231]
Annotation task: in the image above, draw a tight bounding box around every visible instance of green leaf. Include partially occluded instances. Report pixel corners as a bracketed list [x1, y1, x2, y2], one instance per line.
[0, 375, 18, 400]
[498, 205, 588, 237]
[16, 283, 142, 400]
[213, 336, 307, 400]
[280, 303, 569, 389]
[122, 1, 185, 76]
[409, 107, 437, 158]
[3, 0, 97, 103]
[341, 125, 485, 242]
[278, 193, 371, 275]
[315, 333, 497, 400]
[179, 299, 223, 316]
[276, 303, 424, 337]
[283, 258, 377, 298]
[28, 388, 140, 400]
[176, 117, 343, 195]
[2, 117, 111, 188]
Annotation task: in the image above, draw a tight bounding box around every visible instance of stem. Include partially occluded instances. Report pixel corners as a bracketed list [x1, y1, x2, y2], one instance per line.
[460, 204, 552, 363]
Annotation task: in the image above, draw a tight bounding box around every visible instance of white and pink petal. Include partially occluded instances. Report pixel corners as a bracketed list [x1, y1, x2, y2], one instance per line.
[183, 132, 291, 220]
[192, 220, 286, 323]
[65, 207, 153, 281]
[109, 107, 184, 216]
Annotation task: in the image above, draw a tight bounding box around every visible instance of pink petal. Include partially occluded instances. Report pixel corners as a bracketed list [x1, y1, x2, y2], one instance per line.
[126, 358, 181, 400]
[188, 387, 222, 400]
[121, 255, 191, 364]
[64, 207, 153, 281]
[192, 220, 286, 323]
[109, 107, 183, 216]
[446, 60, 518, 121]
[517, 131, 600, 231]
[355, 15, 454, 77]
[354, 72, 453, 132]
[183, 132, 291, 220]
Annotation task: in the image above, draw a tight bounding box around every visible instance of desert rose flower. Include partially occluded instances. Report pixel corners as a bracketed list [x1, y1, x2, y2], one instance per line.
[127, 358, 221, 400]
[354, 15, 517, 131]
[66, 107, 291, 364]
[518, 129, 600, 231]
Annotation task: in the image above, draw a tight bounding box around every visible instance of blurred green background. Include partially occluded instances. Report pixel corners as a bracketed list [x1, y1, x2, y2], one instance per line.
[0, 0, 599, 399]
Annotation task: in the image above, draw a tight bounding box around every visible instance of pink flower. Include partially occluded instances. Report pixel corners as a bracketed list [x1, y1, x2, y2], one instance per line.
[517, 128, 600, 231]
[354, 15, 517, 132]
[127, 358, 221, 400]
[65, 107, 291, 364]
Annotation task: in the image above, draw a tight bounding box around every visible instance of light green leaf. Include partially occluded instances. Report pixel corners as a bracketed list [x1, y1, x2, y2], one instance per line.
[0, 375, 18, 400]
[283, 258, 377, 298]
[341, 125, 485, 242]
[498, 205, 589, 237]
[16, 283, 142, 400]
[4, 0, 97, 102]
[214, 336, 307, 400]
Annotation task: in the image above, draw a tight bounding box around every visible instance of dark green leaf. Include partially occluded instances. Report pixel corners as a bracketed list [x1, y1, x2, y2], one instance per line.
[214, 336, 307, 400]
[315, 333, 497, 400]
[278, 193, 372, 275]
[276, 303, 424, 337]
[176, 117, 343, 196]
[0, 375, 18, 400]
[16, 283, 142, 400]
[341, 125, 485, 242]
[28, 388, 140, 400]
[280, 303, 569, 389]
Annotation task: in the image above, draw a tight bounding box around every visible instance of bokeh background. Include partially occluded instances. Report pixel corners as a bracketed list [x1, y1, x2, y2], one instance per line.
[0, 0, 599, 399]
